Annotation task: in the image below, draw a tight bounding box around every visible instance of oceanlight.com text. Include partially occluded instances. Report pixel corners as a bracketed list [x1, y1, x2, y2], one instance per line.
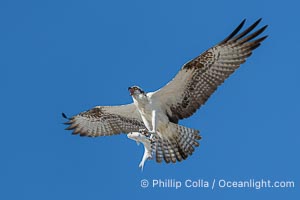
[140, 178, 295, 190]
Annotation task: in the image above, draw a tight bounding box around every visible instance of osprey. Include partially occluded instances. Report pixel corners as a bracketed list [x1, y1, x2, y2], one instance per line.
[63, 19, 268, 169]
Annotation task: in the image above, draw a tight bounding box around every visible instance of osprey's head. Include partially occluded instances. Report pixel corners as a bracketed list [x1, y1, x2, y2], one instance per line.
[128, 86, 145, 96]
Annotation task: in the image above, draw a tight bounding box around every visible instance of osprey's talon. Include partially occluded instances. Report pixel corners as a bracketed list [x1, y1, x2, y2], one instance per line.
[138, 129, 147, 133]
[139, 129, 153, 138]
[147, 134, 156, 144]
[149, 138, 155, 144]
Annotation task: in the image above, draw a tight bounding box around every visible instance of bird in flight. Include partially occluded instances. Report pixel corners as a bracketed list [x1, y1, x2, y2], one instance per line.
[63, 19, 268, 170]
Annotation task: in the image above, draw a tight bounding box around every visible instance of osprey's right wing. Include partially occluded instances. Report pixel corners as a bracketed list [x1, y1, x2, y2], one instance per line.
[63, 104, 146, 137]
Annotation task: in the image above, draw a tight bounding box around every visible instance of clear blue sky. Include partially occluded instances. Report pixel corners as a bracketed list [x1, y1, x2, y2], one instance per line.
[0, 0, 299, 199]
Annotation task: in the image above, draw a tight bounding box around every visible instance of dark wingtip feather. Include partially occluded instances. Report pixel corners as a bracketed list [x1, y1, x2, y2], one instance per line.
[255, 17, 263, 23]
[219, 19, 246, 44]
[231, 18, 264, 42]
[220, 18, 268, 46]
[255, 18, 262, 24]
[247, 25, 268, 42]
[259, 25, 268, 35]
[262, 35, 268, 40]
[65, 121, 78, 130]
[62, 112, 68, 119]
[254, 35, 268, 44]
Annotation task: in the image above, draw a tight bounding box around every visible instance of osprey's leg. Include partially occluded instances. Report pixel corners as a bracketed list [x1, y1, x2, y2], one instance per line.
[144, 110, 157, 134]
[150, 110, 157, 133]
[140, 115, 152, 131]
[139, 114, 155, 137]
[148, 110, 163, 139]
[139, 111, 160, 139]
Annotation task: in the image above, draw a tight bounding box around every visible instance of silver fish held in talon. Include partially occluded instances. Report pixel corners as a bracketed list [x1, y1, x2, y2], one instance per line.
[127, 132, 154, 171]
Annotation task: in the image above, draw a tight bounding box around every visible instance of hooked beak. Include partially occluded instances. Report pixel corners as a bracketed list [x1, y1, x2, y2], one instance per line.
[128, 87, 134, 96]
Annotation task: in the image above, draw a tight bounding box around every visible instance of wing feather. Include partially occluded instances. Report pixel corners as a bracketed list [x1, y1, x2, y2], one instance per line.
[152, 19, 268, 123]
[64, 104, 145, 137]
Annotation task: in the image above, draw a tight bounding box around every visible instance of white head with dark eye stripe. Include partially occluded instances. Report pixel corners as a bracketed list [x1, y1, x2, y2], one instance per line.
[128, 86, 145, 96]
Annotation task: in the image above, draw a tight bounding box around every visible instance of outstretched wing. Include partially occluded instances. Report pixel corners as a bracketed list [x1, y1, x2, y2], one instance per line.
[64, 104, 146, 137]
[152, 19, 268, 123]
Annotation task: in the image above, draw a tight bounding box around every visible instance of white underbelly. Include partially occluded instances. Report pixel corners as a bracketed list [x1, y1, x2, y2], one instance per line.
[136, 100, 170, 136]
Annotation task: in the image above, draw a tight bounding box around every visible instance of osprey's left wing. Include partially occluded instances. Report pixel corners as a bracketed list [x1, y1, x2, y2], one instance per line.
[64, 104, 146, 137]
[152, 19, 268, 123]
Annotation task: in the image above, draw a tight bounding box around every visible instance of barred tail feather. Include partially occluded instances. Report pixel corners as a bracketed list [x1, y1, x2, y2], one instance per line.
[175, 124, 201, 155]
[155, 140, 163, 163]
[153, 124, 201, 163]
[162, 142, 171, 163]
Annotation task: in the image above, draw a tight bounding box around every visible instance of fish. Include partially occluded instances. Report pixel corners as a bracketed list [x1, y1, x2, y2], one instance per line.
[127, 131, 154, 171]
